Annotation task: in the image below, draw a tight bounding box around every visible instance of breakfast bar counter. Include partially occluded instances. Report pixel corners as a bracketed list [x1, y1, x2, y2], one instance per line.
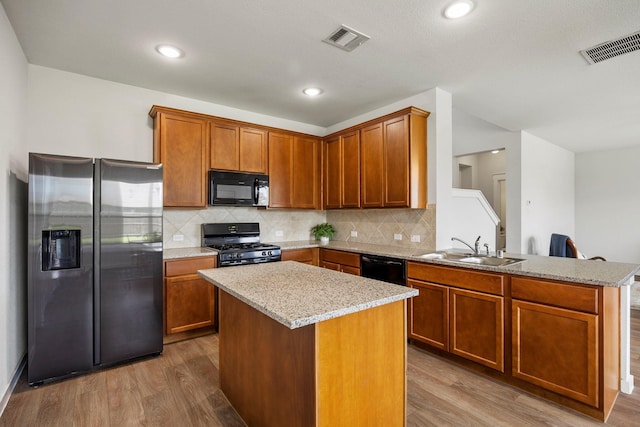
[199, 261, 418, 427]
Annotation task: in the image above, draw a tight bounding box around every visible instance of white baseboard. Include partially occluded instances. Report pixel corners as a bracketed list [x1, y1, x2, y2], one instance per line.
[621, 374, 635, 395]
[0, 355, 26, 418]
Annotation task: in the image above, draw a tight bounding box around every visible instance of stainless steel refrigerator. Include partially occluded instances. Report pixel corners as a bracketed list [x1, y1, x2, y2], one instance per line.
[28, 153, 163, 385]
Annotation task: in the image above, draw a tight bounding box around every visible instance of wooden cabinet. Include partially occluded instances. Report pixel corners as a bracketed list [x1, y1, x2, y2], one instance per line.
[324, 106, 429, 209]
[151, 107, 208, 208]
[268, 132, 320, 209]
[324, 131, 360, 209]
[281, 248, 319, 266]
[320, 249, 360, 275]
[407, 280, 448, 351]
[511, 276, 602, 407]
[407, 262, 504, 371]
[209, 122, 267, 174]
[164, 257, 217, 337]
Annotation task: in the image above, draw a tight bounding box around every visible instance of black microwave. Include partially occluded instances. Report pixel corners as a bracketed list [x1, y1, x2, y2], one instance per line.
[208, 170, 269, 207]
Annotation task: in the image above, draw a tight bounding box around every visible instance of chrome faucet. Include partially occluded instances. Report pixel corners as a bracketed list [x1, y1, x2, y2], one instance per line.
[451, 236, 481, 255]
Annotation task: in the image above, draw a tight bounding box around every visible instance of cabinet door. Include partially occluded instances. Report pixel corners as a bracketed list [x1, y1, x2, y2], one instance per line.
[383, 115, 410, 207]
[268, 132, 293, 208]
[156, 113, 208, 208]
[292, 136, 320, 209]
[341, 131, 361, 208]
[324, 136, 342, 209]
[450, 288, 504, 372]
[239, 127, 267, 173]
[512, 300, 598, 406]
[340, 265, 361, 276]
[165, 274, 215, 334]
[320, 261, 341, 272]
[210, 123, 239, 171]
[407, 280, 449, 351]
[361, 122, 384, 208]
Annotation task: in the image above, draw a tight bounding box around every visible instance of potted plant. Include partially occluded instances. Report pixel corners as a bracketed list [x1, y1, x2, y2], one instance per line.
[311, 222, 335, 244]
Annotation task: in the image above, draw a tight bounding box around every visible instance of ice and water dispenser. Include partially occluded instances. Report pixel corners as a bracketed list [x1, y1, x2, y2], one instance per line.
[41, 229, 81, 271]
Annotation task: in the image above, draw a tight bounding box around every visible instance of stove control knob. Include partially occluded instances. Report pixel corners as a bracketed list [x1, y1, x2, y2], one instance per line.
[261, 251, 267, 256]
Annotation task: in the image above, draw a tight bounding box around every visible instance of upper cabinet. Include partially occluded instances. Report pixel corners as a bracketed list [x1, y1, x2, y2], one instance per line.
[209, 122, 267, 174]
[150, 106, 208, 208]
[150, 105, 428, 210]
[268, 132, 321, 209]
[325, 107, 429, 209]
[324, 131, 361, 209]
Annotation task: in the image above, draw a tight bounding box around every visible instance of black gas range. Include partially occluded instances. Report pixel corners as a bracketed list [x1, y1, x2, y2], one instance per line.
[201, 223, 281, 267]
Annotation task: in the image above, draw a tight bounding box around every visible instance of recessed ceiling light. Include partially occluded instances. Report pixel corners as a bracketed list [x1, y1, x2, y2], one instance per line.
[303, 88, 323, 96]
[155, 44, 184, 59]
[443, 0, 475, 19]
[491, 150, 500, 154]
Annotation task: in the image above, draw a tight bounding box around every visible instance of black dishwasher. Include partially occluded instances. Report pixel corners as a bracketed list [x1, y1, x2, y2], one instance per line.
[360, 254, 406, 286]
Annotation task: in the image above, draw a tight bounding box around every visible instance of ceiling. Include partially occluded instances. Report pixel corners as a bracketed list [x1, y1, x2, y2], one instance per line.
[2, 0, 639, 153]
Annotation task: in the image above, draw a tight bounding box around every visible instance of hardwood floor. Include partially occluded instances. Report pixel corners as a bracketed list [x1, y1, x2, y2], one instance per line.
[2, 310, 639, 426]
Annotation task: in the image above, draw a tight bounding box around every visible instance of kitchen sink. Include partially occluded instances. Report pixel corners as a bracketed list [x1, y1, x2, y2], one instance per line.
[414, 251, 526, 267]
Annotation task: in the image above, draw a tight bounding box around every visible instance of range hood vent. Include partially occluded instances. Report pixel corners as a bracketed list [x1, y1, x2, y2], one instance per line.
[580, 30, 640, 64]
[323, 25, 370, 52]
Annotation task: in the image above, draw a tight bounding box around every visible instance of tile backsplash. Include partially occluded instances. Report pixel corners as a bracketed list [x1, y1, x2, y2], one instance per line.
[327, 206, 436, 250]
[163, 205, 436, 250]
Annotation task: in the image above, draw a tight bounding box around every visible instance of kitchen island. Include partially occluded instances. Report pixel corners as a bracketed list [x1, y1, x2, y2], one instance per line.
[198, 261, 418, 427]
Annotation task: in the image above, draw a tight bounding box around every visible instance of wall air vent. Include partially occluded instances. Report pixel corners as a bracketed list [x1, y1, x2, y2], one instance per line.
[323, 25, 370, 52]
[580, 30, 640, 64]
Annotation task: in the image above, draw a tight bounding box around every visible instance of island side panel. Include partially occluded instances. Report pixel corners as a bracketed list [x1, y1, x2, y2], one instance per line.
[218, 290, 316, 427]
[316, 299, 406, 426]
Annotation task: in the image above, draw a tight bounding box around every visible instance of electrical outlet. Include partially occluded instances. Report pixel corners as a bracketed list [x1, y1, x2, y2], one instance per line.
[394, 233, 402, 241]
[275, 230, 284, 238]
[173, 234, 184, 241]
[351, 230, 358, 237]
[411, 235, 421, 243]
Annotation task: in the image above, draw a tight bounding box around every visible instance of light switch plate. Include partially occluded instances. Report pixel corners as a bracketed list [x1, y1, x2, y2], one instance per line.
[173, 234, 184, 241]
[351, 231, 358, 237]
[411, 235, 420, 242]
[275, 230, 284, 237]
[394, 233, 402, 241]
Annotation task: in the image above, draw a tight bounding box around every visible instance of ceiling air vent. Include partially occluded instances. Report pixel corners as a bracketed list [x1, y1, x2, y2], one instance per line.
[323, 25, 370, 52]
[580, 30, 640, 64]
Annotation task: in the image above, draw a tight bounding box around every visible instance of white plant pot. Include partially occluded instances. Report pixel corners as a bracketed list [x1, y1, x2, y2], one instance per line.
[320, 236, 330, 244]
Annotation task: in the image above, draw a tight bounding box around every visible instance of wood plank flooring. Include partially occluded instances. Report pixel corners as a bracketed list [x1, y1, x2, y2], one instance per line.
[2, 310, 639, 426]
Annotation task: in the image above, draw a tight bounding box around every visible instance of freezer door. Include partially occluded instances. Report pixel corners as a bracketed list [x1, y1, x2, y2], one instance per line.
[27, 153, 94, 384]
[95, 158, 163, 365]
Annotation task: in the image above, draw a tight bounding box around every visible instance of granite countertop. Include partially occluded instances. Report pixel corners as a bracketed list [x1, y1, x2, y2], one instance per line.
[198, 261, 418, 329]
[270, 240, 640, 287]
[163, 247, 217, 260]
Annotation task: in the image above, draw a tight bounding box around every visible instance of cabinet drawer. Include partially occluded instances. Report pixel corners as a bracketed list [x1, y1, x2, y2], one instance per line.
[511, 276, 598, 314]
[165, 257, 216, 277]
[407, 262, 504, 296]
[320, 249, 360, 268]
[281, 248, 318, 265]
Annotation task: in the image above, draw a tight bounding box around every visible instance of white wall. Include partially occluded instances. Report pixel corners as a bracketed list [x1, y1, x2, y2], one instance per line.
[26, 66, 326, 163]
[0, 2, 28, 413]
[520, 131, 575, 255]
[576, 147, 640, 263]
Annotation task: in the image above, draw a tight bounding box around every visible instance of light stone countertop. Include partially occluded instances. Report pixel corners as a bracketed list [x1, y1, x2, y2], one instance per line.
[271, 240, 640, 287]
[163, 247, 217, 260]
[198, 261, 418, 329]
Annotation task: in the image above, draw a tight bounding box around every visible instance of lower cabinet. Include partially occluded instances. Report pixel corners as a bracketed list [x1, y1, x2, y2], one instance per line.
[281, 247, 319, 266]
[407, 262, 505, 372]
[319, 249, 361, 276]
[511, 276, 602, 408]
[164, 257, 217, 337]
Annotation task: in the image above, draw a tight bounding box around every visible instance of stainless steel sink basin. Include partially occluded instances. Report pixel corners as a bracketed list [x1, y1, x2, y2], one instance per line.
[457, 256, 526, 267]
[414, 251, 526, 267]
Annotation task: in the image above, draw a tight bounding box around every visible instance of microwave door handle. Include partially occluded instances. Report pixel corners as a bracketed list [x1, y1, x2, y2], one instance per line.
[209, 173, 215, 205]
[253, 178, 259, 205]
